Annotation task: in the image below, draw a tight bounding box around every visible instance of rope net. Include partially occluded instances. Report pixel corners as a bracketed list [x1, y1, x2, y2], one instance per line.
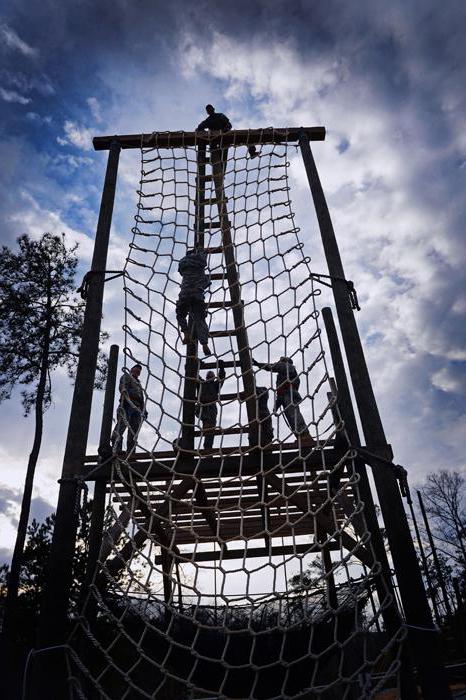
[68, 131, 405, 698]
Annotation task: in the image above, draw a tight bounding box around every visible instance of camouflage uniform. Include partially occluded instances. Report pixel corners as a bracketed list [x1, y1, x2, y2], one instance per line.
[111, 371, 146, 453]
[196, 361, 226, 449]
[176, 250, 210, 346]
[254, 359, 309, 437]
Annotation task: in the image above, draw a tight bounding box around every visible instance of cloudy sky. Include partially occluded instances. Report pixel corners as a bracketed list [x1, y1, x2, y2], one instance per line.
[0, 0, 465, 565]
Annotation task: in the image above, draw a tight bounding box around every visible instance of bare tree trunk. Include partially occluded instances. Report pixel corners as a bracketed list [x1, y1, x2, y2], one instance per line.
[2, 274, 51, 644]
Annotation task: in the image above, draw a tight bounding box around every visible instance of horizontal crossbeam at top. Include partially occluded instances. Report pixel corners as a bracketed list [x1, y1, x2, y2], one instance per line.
[92, 126, 326, 151]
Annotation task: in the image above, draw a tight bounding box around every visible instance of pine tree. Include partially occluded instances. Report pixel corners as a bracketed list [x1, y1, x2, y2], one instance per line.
[0, 233, 107, 629]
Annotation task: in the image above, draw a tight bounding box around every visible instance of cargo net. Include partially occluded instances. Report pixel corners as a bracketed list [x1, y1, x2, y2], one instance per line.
[68, 131, 405, 699]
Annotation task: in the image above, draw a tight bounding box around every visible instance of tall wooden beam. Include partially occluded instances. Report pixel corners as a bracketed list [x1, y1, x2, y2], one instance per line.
[178, 146, 205, 452]
[322, 310, 400, 610]
[79, 344, 119, 620]
[210, 146, 270, 552]
[323, 309, 417, 696]
[300, 132, 451, 699]
[93, 126, 326, 151]
[36, 142, 121, 697]
[39, 142, 121, 652]
[406, 493, 442, 626]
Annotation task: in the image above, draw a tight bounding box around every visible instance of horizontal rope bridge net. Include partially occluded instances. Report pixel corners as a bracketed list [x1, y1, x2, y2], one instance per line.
[68, 130, 405, 699]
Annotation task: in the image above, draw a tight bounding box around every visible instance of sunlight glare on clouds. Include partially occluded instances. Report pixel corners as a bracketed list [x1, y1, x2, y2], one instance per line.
[57, 120, 94, 150]
[431, 366, 465, 394]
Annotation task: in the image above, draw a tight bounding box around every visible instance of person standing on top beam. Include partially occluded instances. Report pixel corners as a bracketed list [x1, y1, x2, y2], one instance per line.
[252, 356, 314, 446]
[176, 248, 212, 356]
[196, 104, 259, 159]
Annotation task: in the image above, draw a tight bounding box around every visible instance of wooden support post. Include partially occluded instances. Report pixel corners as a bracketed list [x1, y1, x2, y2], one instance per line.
[322, 309, 402, 624]
[407, 492, 442, 626]
[97, 344, 120, 453]
[323, 308, 417, 697]
[299, 131, 451, 699]
[210, 144, 257, 429]
[38, 142, 121, 667]
[196, 144, 207, 250]
[417, 490, 453, 618]
[179, 146, 205, 452]
[318, 524, 338, 609]
[79, 344, 119, 620]
[210, 141, 269, 550]
[256, 473, 271, 553]
[161, 548, 174, 604]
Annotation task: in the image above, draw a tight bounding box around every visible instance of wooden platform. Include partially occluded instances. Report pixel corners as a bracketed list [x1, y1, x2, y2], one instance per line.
[87, 441, 367, 562]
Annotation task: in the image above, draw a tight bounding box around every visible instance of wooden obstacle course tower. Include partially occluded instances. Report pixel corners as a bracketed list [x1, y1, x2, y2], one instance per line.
[36, 126, 452, 699]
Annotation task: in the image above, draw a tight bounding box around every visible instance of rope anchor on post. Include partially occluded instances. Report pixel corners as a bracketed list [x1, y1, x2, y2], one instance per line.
[77, 269, 126, 300]
[310, 271, 361, 311]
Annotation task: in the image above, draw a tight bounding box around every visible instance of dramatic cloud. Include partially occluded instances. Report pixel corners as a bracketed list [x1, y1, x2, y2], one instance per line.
[0, 0, 465, 564]
[0, 86, 31, 104]
[0, 22, 38, 58]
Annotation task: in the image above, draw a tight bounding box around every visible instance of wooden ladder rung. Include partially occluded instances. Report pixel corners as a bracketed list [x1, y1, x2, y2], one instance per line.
[194, 426, 249, 437]
[200, 360, 237, 369]
[219, 392, 246, 402]
[203, 246, 224, 254]
[209, 329, 237, 337]
[202, 197, 227, 205]
[197, 174, 213, 181]
[210, 273, 226, 280]
[206, 301, 234, 309]
[198, 221, 222, 231]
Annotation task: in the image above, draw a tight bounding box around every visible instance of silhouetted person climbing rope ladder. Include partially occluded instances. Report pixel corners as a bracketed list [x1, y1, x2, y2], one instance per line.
[111, 364, 147, 453]
[195, 359, 226, 449]
[176, 248, 212, 356]
[253, 356, 314, 445]
[196, 104, 259, 158]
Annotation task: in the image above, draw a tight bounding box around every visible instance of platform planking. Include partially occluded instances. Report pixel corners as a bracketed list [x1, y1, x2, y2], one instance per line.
[131, 517, 342, 545]
[84, 439, 339, 463]
[93, 127, 326, 151]
[83, 443, 350, 481]
[110, 471, 351, 499]
[153, 541, 341, 564]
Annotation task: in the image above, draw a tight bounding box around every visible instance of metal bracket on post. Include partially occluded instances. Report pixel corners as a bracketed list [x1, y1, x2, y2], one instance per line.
[310, 272, 361, 310]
